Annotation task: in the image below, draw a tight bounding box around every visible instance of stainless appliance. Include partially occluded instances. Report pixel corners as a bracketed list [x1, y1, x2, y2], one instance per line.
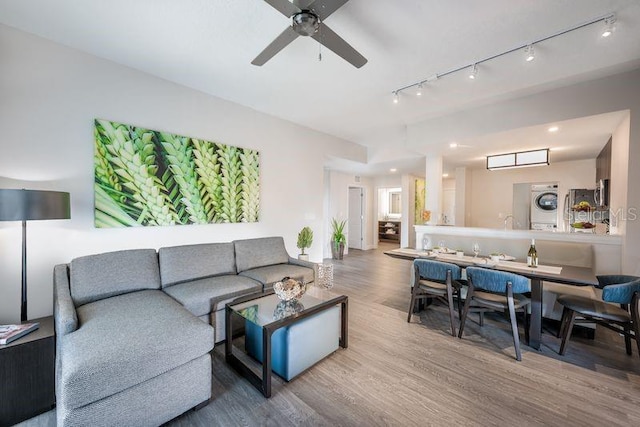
[530, 184, 558, 230]
[594, 178, 610, 207]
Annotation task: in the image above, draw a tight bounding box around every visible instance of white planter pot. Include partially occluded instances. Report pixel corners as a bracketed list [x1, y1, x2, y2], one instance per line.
[298, 254, 309, 261]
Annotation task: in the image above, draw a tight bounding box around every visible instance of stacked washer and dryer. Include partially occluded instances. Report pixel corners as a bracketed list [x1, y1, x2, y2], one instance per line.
[530, 183, 558, 230]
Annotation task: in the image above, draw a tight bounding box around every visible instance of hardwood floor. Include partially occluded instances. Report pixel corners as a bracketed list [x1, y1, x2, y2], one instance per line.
[20, 242, 640, 426]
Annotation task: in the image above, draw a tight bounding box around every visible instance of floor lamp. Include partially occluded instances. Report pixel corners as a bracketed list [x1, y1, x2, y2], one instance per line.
[0, 189, 71, 321]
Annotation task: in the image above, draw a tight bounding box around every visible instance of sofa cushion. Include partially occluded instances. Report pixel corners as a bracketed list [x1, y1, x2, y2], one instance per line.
[239, 264, 315, 287]
[163, 275, 262, 317]
[70, 249, 160, 306]
[159, 242, 237, 288]
[59, 290, 213, 410]
[234, 237, 289, 273]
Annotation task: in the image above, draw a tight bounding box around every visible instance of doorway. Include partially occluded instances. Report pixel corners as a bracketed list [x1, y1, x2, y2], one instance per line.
[348, 187, 364, 250]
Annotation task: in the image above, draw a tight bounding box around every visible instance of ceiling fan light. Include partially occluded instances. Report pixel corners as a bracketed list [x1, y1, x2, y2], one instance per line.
[292, 11, 320, 36]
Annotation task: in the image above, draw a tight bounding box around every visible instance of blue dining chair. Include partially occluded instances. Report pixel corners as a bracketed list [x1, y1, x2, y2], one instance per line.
[458, 267, 531, 361]
[409, 259, 464, 337]
[557, 275, 640, 357]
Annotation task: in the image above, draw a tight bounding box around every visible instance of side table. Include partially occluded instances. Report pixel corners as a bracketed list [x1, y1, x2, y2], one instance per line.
[0, 316, 55, 427]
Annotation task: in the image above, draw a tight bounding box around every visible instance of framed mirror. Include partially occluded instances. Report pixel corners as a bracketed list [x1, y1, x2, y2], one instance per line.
[389, 191, 401, 215]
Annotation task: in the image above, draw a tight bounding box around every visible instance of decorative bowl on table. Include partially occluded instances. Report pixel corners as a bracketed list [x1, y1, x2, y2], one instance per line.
[273, 300, 305, 320]
[273, 277, 306, 301]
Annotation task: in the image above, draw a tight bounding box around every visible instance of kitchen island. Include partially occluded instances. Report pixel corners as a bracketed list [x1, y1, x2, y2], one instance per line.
[414, 225, 622, 275]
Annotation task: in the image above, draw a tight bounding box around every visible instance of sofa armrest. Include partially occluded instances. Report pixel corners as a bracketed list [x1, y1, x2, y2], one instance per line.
[54, 264, 78, 338]
[287, 257, 318, 283]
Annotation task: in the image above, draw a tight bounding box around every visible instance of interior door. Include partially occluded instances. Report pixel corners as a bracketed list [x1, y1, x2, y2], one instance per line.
[348, 187, 363, 250]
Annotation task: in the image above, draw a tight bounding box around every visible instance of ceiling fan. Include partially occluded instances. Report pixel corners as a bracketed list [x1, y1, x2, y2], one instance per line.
[252, 0, 367, 68]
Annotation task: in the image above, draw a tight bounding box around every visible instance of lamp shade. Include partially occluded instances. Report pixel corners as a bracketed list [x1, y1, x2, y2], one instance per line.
[0, 189, 71, 221]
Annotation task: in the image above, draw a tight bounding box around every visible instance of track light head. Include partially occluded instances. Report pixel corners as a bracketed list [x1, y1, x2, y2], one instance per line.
[525, 45, 535, 62]
[469, 64, 478, 79]
[602, 14, 616, 37]
[416, 83, 423, 96]
[393, 91, 399, 104]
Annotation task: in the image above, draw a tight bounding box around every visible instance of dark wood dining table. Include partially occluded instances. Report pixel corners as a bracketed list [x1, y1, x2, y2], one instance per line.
[384, 248, 599, 350]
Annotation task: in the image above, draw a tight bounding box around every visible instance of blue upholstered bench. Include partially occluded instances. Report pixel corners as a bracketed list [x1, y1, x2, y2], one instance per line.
[244, 305, 341, 381]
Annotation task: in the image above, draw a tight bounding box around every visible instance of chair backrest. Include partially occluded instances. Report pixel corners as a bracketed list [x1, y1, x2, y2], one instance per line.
[413, 259, 461, 283]
[599, 275, 640, 304]
[466, 267, 530, 294]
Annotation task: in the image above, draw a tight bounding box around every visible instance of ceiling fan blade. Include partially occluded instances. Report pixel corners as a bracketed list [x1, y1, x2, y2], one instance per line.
[252, 26, 300, 66]
[312, 23, 367, 68]
[292, 0, 316, 9]
[263, 0, 300, 17]
[309, 0, 349, 21]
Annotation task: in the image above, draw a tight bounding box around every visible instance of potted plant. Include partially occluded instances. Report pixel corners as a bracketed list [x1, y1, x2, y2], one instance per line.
[296, 226, 313, 261]
[330, 218, 347, 260]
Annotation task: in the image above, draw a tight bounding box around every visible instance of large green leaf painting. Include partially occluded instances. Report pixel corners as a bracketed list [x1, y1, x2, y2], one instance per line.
[94, 119, 260, 227]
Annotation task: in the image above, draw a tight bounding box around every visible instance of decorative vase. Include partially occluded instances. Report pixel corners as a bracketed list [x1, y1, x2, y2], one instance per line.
[331, 241, 344, 260]
[273, 277, 306, 301]
[316, 264, 334, 289]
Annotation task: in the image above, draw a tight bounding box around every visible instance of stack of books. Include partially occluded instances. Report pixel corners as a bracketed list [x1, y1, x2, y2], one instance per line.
[0, 322, 40, 345]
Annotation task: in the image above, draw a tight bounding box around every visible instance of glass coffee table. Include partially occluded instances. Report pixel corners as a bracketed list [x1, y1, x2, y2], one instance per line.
[225, 286, 348, 398]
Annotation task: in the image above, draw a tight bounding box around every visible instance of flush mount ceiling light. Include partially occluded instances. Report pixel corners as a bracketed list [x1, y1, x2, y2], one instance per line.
[449, 142, 458, 148]
[442, 173, 449, 178]
[548, 125, 559, 132]
[391, 12, 616, 102]
[487, 148, 549, 170]
[390, 168, 397, 172]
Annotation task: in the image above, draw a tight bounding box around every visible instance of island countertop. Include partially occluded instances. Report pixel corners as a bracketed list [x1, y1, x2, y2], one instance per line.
[414, 225, 622, 246]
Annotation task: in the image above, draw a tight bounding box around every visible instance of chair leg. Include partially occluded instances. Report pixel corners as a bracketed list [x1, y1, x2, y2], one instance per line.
[631, 292, 640, 359]
[524, 307, 530, 345]
[407, 290, 417, 323]
[479, 311, 484, 327]
[558, 307, 576, 356]
[507, 286, 522, 361]
[624, 323, 633, 356]
[457, 290, 463, 320]
[458, 285, 475, 339]
[446, 282, 456, 337]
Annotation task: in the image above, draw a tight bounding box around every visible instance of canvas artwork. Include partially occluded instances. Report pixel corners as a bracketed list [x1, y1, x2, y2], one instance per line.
[94, 119, 260, 227]
[414, 178, 426, 224]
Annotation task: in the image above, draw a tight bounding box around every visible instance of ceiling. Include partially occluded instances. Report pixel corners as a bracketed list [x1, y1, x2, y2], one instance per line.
[1, 0, 639, 175]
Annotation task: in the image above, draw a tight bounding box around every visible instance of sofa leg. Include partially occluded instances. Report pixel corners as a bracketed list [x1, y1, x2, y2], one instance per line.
[194, 398, 210, 411]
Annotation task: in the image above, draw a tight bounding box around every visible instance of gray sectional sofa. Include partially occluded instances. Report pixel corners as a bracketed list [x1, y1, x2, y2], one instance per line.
[54, 237, 316, 427]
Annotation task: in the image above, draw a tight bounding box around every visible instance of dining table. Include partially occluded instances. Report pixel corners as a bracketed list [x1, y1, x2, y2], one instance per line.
[384, 248, 599, 350]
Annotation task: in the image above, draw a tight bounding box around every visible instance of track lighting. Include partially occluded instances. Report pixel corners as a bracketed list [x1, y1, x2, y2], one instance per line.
[524, 44, 535, 62]
[602, 14, 616, 37]
[391, 12, 617, 102]
[469, 64, 478, 79]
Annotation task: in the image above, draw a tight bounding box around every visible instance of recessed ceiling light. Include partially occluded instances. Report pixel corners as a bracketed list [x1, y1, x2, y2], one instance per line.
[442, 173, 449, 178]
[548, 126, 559, 133]
[449, 142, 458, 148]
[390, 168, 397, 172]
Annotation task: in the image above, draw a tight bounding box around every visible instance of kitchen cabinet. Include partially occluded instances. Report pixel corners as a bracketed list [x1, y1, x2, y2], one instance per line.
[596, 137, 611, 182]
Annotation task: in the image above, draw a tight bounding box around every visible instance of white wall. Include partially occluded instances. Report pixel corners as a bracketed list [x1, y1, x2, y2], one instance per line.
[468, 159, 595, 229]
[610, 113, 630, 235]
[0, 25, 366, 323]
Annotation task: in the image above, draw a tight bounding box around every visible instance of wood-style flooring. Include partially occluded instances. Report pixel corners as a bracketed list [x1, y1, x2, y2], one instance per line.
[20, 242, 640, 426]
